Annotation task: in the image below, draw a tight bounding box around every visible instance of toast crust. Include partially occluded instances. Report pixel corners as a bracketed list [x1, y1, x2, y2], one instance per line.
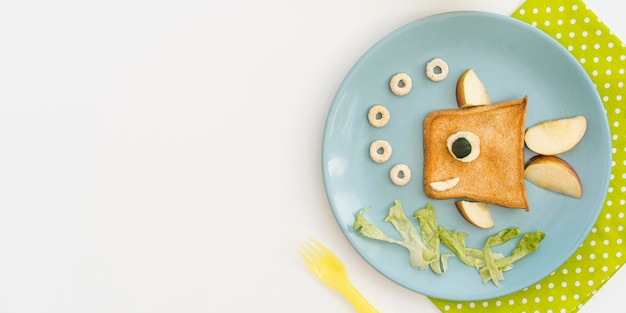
[423, 96, 529, 210]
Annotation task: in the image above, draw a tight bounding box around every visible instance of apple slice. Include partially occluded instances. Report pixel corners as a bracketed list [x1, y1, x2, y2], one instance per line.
[429, 177, 460, 192]
[524, 115, 587, 155]
[456, 68, 491, 108]
[524, 155, 582, 198]
[455, 201, 494, 229]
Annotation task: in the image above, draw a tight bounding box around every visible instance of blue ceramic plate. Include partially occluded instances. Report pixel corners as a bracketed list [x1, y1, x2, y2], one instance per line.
[322, 11, 611, 301]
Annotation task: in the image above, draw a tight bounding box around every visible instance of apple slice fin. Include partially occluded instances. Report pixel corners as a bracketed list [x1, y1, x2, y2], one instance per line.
[456, 68, 491, 108]
[455, 201, 494, 229]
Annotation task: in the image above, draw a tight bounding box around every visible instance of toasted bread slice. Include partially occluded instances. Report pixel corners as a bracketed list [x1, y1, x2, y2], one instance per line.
[423, 96, 529, 210]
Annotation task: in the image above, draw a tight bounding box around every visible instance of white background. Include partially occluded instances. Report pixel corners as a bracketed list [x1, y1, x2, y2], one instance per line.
[0, 1, 624, 312]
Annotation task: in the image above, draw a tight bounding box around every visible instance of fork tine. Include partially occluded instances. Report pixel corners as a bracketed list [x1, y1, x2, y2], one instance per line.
[297, 248, 315, 270]
[301, 241, 320, 261]
[309, 237, 331, 256]
[304, 238, 324, 257]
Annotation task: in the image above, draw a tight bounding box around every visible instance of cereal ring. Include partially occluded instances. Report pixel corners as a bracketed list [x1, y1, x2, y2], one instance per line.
[389, 163, 411, 186]
[367, 105, 390, 128]
[425, 58, 449, 82]
[369, 140, 392, 163]
[389, 73, 412, 96]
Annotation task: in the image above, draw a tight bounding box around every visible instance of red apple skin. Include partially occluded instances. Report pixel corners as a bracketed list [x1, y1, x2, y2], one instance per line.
[524, 155, 583, 198]
[455, 201, 494, 229]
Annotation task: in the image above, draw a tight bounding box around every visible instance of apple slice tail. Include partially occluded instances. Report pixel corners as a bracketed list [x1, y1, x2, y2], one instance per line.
[524, 115, 587, 155]
[524, 155, 582, 198]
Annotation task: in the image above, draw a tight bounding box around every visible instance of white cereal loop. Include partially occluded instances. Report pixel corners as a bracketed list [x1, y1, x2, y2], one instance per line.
[390, 163, 411, 186]
[369, 140, 392, 163]
[389, 73, 412, 96]
[426, 58, 449, 82]
[367, 105, 390, 128]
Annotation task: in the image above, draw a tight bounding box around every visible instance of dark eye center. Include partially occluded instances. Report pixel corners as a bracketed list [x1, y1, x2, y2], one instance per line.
[451, 137, 472, 159]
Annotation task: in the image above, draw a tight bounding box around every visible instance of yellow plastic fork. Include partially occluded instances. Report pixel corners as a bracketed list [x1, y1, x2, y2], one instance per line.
[298, 238, 379, 313]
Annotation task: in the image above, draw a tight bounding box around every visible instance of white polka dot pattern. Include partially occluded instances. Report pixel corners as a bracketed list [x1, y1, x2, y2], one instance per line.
[430, 0, 626, 312]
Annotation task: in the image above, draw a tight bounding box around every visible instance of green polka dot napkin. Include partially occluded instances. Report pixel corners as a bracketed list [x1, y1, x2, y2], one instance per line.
[430, 0, 626, 312]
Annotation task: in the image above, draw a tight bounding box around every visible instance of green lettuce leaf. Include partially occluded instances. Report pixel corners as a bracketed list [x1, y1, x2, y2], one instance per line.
[354, 200, 436, 269]
[504, 230, 546, 264]
[483, 228, 521, 286]
[414, 204, 449, 274]
[479, 228, 545, 285]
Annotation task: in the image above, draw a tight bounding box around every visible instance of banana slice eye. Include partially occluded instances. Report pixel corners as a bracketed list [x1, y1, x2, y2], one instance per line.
[447, 131, 480, 162]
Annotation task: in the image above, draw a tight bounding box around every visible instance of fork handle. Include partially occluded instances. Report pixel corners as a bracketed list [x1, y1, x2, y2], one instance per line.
[340, 283, 379, 313]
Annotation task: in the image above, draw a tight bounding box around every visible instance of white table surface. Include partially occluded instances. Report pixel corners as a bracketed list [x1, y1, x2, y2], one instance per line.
[0, 1, 624, 312]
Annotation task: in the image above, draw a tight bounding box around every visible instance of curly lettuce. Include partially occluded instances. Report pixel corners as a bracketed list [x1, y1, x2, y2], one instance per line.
[353, 200, 545, 286]
[354, 200, 436, 269]
[414, 203, 453, 274]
